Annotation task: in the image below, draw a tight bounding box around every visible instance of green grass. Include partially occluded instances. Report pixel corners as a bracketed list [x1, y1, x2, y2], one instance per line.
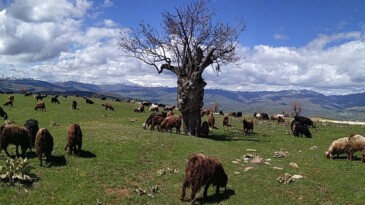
[0, 94, 365, 204]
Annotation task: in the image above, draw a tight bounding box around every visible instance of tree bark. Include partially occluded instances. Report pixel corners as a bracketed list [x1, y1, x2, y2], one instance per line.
[177, 74, 206, 137]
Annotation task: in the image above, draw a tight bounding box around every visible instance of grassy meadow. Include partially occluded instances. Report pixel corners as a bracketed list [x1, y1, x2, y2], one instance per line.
[0, 94, 365, 205]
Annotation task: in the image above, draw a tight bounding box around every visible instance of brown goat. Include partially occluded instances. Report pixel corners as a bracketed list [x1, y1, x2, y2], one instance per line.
[24, 119, 39, 148]
[3, 100, 13, 107]
[151, 115, 165, 131]
[8, 95, 14, 101]
[208, 114, 215, 128]
[134, 104, 144, 112]
[35, 101, 46, 111]
[181, 153, 228, 203]
[167, 111, 174, 117]
[159, 115, 182, 134]
[200, 121, 209, 138]
[64, 124, 83, 155]
[201, 109, 212, 116]
[243, 119, 254, 134]
[0, 124, 31, 157]
[35, 128, 54, 166]
[72, 100, 77, 110]
[143, 112, 167, 129]
[102, 103, 114, 111]
[222, 116, 229, 126]
[0, 107, 8, 120]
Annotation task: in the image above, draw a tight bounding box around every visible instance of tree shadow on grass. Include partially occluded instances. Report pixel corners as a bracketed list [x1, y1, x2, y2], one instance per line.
[195, 188, 235, 204]
[206, 133, 271, 143]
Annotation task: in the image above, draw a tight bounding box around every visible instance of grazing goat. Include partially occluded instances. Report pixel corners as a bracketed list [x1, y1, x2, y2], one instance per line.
[24, 119, 39, 148]
[163, 105, 175, 111]
[8, 96, 14, 101]
[159, 115, 182, 134]
[143, 112, 167, 129]
[0, 107, 8, 120]
[72, 100, 77, 110]
[149, 104, 159, 112]
[35, 101, 46, 111]
[228, 112, 236, 117]
[294, 115, 314, 127]
[270, 114, 278, 121]
[35, 94, 47, 101]
[292, 121, 312, 138]
[222, 116, 229, 126]
[0, 124, 31, 157]
[201, 109, 212, 116]
[243, 119, 254, 134]
[277, 116, 285, 123]
[142, 101, 152, 106]
[102, 103, 114, 111]
[151, 115, 165, 131]
[65, 124, 83, 155]
[167, 111, 174, 117]
[261, 113, 269, 120]
[85, 98, 94, 104]
[200, 121, 209, 138]
[208, 114, 215, 128]
[35, 128, 54, 166]
[181, 153, 228, 203]
[51, 97, 60, 104]
[134, 104, 144, 112]
[3, 100, 13, 107]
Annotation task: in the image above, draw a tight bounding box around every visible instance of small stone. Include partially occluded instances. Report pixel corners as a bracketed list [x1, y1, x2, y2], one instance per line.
[292, 175, 303, 180]
[289, 162, 299, 168]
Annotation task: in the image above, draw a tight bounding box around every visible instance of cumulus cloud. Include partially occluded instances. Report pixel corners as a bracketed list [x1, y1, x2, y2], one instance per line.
[0, 0, 365, 95]
[0, 0, 89, 63]
[203, 32, 365, 95]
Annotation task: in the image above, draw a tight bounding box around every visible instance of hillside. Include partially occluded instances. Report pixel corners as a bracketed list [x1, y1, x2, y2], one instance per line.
[1, 78, 364, 120]
[0, 93, 365, 204]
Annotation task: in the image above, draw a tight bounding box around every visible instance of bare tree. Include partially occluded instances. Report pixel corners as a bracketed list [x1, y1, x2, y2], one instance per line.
[118, 0, 245, 136]
[292, 100, 302, 116]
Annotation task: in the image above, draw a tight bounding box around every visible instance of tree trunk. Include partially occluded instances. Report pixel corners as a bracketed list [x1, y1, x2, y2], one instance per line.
[177, 74, 206, 137]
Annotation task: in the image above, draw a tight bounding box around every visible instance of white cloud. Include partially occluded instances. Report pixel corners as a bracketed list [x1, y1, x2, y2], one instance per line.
[203, 33, 365, 95]
[274, 33, 288, 40]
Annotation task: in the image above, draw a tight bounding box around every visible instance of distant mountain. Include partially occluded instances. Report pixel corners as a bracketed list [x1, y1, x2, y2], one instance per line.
[1, 78, 364, 121]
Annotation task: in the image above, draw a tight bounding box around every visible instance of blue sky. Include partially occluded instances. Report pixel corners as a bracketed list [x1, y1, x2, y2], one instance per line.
[1, 0, 365, 95]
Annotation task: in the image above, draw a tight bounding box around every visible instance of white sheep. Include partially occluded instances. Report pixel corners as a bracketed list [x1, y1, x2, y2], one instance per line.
[347, 134, 365, 162]
[149, 104, 159, 112]
[325, 137, 351, 160]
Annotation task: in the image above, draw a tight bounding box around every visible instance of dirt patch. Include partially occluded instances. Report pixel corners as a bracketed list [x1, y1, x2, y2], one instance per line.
[104, 187, 131, 198]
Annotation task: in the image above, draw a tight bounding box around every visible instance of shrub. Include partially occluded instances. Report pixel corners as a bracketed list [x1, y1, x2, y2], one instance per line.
[0, 157, 36, 186]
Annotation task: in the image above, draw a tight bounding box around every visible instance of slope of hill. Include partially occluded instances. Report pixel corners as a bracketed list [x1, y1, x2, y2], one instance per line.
[1, 78, 364, 120]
